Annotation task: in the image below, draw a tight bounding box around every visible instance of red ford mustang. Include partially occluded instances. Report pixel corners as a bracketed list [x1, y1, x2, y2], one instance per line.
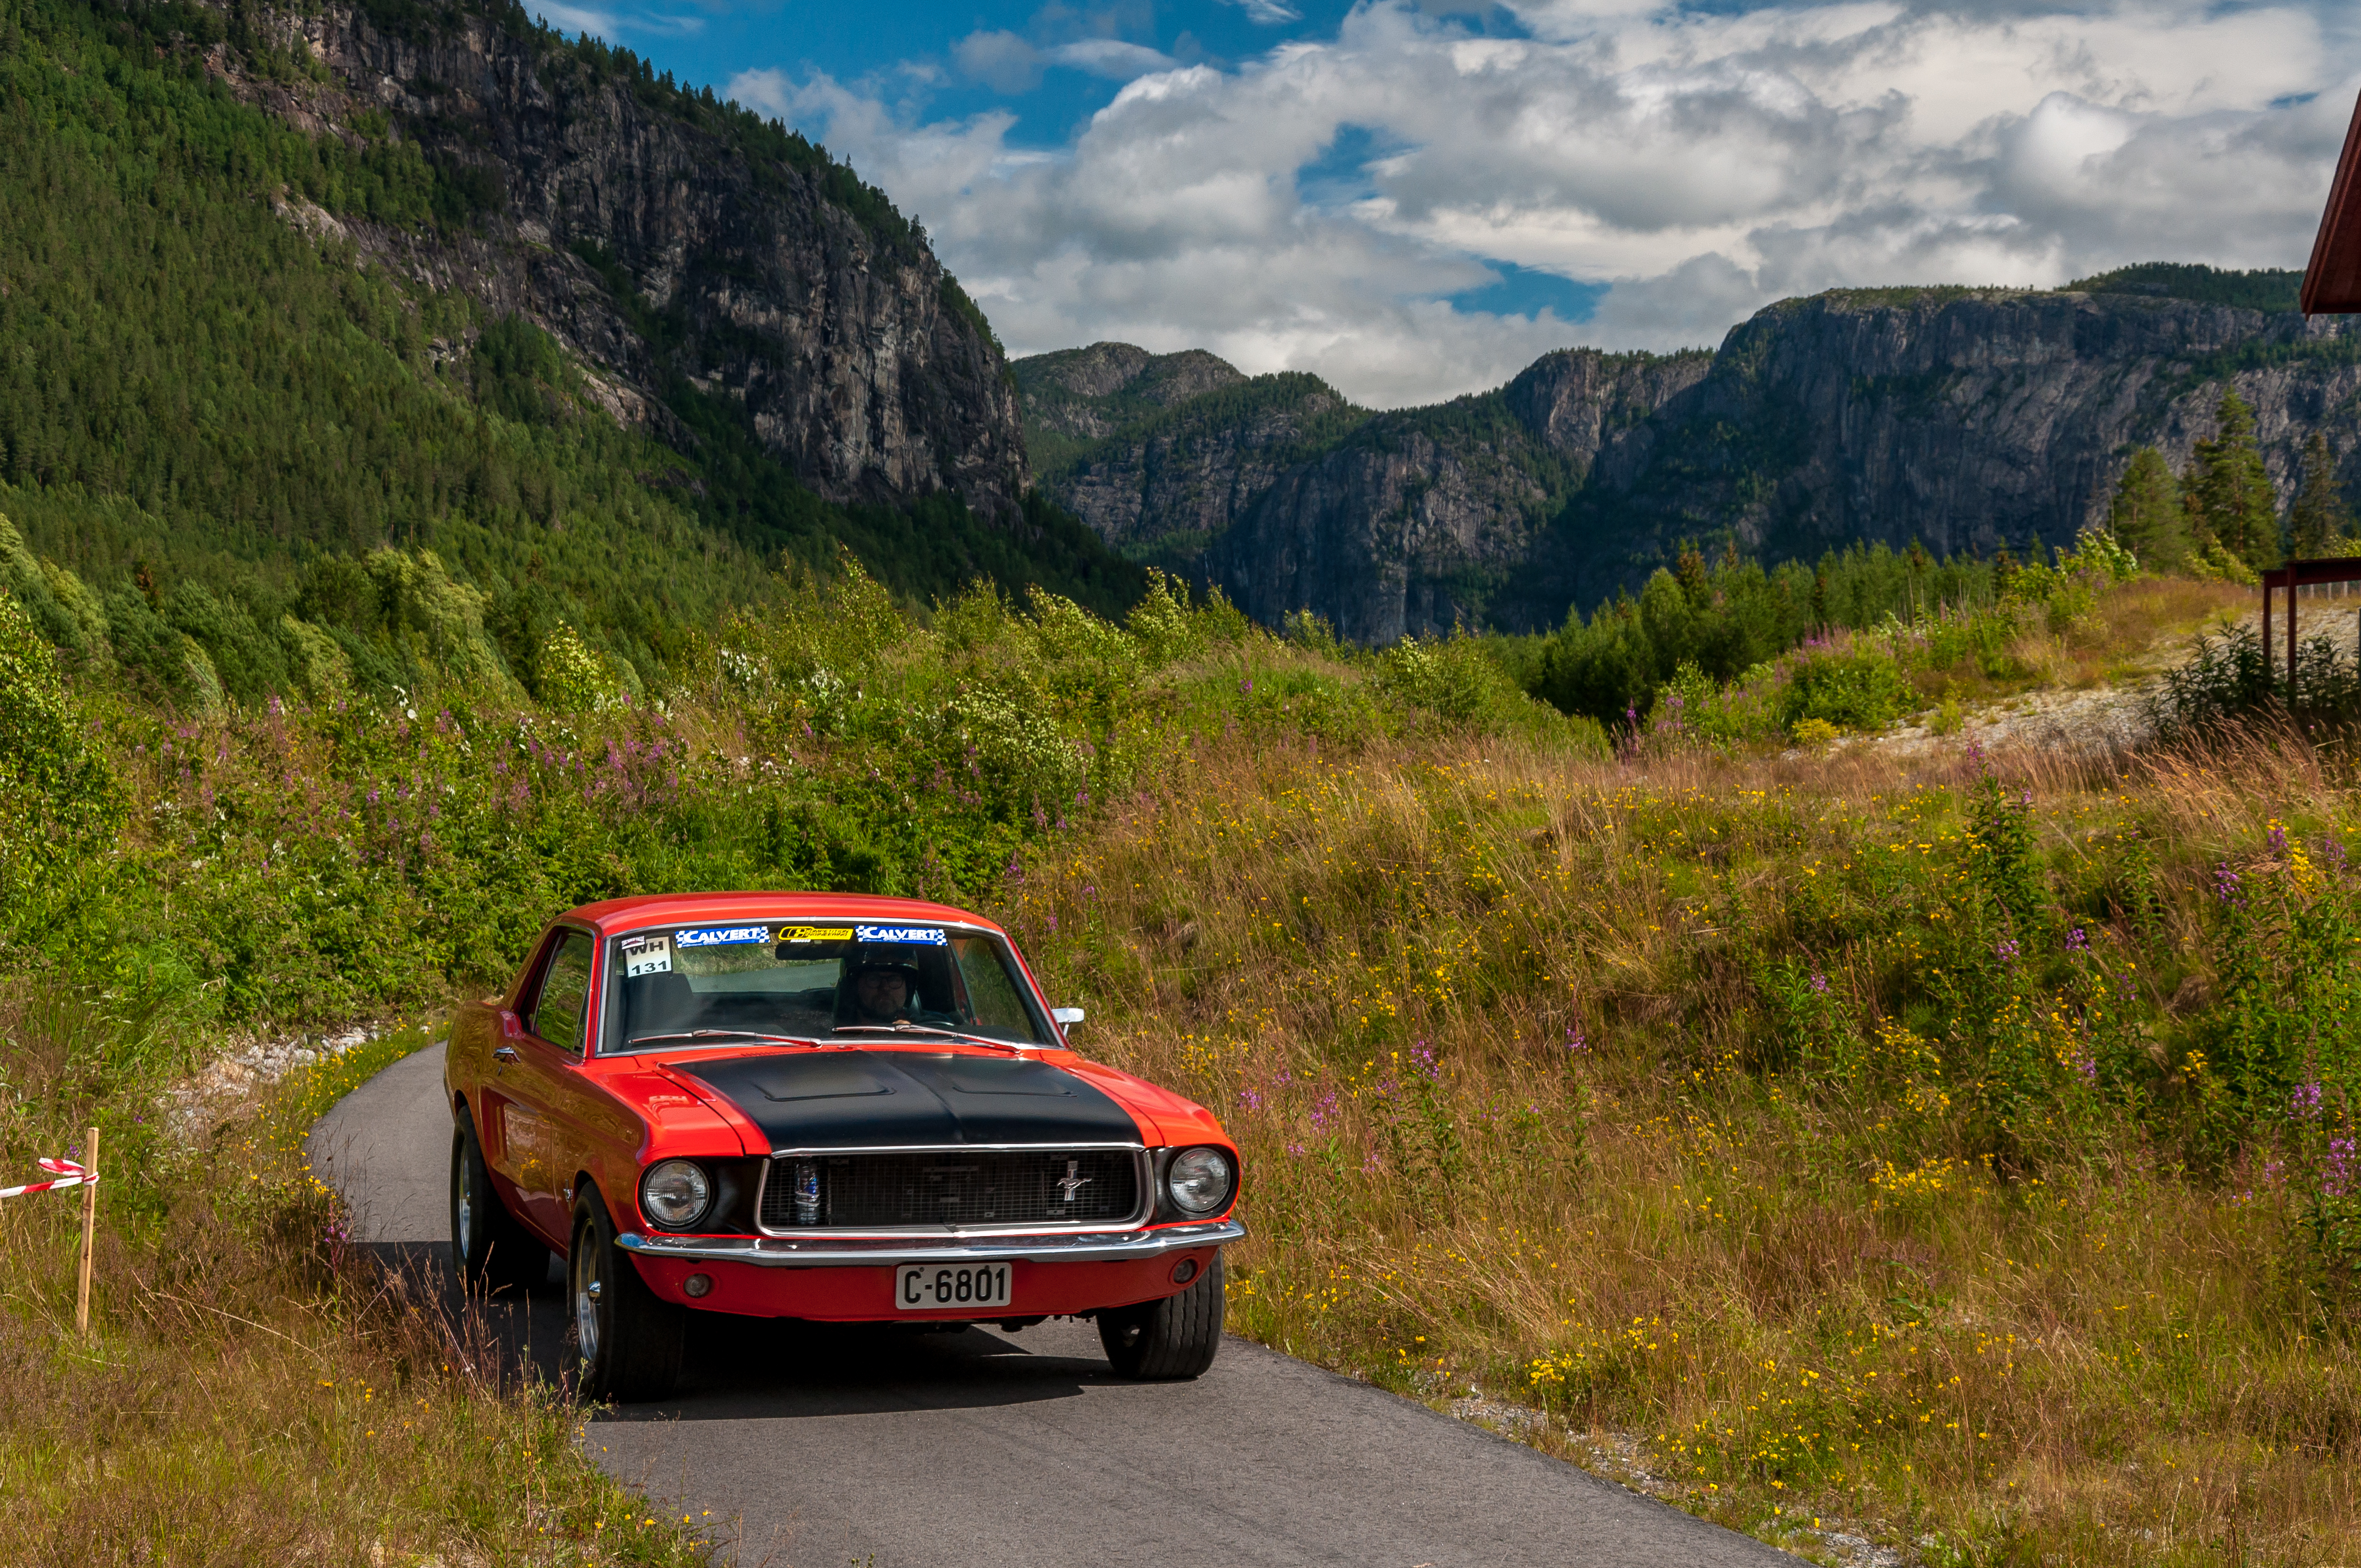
[444, 893, 1244, 1400]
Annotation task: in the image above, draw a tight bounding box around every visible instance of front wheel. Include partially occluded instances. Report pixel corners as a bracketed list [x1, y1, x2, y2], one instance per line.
[1098, 1251, 1225, 1380]
[569, 1186, 684, 1403]
[450, 1110, 551, 1296]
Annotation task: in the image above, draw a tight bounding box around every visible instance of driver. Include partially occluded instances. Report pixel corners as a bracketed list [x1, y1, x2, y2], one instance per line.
[847, 961, 924, 1025]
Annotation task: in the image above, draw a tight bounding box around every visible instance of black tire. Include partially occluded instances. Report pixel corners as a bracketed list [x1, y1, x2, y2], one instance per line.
[569, 1186, 684, 1403]
[450, 1109, 551, 1296]
[1098, 1251, 1225, 1380]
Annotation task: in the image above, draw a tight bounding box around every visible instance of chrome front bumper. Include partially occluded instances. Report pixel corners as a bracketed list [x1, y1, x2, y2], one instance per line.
[616, 1217, 1247, 1268]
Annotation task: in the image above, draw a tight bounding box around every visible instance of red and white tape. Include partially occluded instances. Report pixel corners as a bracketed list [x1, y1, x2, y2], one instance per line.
[0, 1157, 97, 1200]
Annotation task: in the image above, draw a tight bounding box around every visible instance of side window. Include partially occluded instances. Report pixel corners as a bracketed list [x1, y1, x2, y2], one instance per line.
[953, 937, 1040, 1040]
[531, 932, 595, 1054]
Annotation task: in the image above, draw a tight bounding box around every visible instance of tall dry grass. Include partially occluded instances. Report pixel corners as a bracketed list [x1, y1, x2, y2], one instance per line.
[0, 991, 717, 1567]
[1004, 723, 2361, 1566]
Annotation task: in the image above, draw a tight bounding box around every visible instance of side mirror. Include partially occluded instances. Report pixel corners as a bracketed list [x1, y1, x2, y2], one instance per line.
[1051, 1006, 1085, 1030]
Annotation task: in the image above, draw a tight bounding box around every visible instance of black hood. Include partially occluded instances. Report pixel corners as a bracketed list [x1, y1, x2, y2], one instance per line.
[680, 1050, 1143, 1148]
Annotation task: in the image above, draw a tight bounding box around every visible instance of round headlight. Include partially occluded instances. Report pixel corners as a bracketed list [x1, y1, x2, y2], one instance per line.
[640, 1159, 712, 1229]
[1166, 1146, 1234, 1216]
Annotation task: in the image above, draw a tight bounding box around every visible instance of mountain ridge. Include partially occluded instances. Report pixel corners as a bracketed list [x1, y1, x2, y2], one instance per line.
[1014, 268, 2357, 640]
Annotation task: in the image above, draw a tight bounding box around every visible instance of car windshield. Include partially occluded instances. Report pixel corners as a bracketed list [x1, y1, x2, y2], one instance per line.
[603, 921, 1056, 1052]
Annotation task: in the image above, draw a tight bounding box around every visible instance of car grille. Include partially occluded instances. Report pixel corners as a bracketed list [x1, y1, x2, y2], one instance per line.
[760, 1149, 1141, 1231]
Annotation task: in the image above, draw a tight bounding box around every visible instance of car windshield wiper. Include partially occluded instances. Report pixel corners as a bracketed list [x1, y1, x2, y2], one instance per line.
[627, 1028, 818, 1048]
[829, 1022, 1025, 1052]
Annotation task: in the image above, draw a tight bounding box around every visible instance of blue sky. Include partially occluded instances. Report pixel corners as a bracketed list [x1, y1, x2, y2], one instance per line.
[553, 0, 2361, 407]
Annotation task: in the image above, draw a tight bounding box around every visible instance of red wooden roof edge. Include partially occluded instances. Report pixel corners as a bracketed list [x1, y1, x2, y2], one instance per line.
[2303, 88, 2361, 314]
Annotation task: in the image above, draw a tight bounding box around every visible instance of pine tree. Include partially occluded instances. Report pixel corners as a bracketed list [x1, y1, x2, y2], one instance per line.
[2288, 431, 2354, 560]
[2106, 447, 2185, 566]
[2183, 389, 2278, 567]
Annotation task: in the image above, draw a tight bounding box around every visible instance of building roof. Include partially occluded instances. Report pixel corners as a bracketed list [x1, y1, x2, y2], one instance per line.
[2304, 88, 2361, 313]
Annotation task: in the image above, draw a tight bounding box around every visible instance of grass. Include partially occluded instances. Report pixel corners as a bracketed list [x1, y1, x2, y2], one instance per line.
[5, 558, 2356, 1564]
[0, 992, 719, 1566]
[1003, 719, 2361, 1565]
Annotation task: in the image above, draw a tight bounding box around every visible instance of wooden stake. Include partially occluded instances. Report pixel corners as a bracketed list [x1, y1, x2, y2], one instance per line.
[75, 1126, 97, 1337]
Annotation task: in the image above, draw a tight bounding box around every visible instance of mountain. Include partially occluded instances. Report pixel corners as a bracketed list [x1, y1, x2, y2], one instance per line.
[1016, 265, 2356, 641]
[0, 0, 1138, 707]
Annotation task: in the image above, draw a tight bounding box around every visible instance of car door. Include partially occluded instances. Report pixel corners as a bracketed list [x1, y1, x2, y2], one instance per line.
[496, 928, 597, 1244]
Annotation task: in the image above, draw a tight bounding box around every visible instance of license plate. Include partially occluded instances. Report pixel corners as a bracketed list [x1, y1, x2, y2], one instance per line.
[895, 1261, 1014, 1313]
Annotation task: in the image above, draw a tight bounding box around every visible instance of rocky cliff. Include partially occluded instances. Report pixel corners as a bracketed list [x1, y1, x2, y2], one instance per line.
[1021, 276, 2361, 640]
[217, 0, 1028, 516]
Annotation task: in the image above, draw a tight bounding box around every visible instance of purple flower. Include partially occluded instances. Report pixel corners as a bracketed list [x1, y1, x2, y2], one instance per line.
[2073, 1052, 2098, 1084]
[2292, 1081, 2324, 1120]
[2214, 863, 2243, 905]
[1239, 1088, 1263, 1113]
[2269, 823, 2289, 855]
[2065, 927, 2088, 952]
[1564, 1025, 1587, 1053]
[1995, 939, 2020, 963]
[1808, 971, 1830, 995]
[1241, 678, 1254, 694]
[2326, 1137, 2355, 1200]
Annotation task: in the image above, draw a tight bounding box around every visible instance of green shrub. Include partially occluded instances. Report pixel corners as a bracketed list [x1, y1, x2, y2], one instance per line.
[1783, 647, 1913, 732]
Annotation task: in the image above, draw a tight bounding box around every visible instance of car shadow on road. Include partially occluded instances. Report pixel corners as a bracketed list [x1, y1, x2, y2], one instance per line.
[359, 1240, 1104, 1423]
[619, 1314, 1105, 1424]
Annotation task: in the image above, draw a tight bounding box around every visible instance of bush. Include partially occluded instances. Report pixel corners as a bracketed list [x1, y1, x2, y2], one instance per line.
[1783, 647, 1913, 733]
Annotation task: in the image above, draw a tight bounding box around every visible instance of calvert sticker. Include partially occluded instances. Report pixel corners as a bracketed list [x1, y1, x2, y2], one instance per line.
[777, 926, 855, 944]
[677, 924, 773, 948]
[620, 934, 673, 977]
[856, 924, 949, 946]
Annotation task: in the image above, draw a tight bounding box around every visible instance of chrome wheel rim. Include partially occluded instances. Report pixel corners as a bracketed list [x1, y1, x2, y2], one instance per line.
[454, 1148, 475, 1257]
[575, 1243, 602, 1366]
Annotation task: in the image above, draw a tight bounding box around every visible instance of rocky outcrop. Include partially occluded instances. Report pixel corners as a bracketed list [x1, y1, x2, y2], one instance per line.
[216, 0, 1027, 515]
[1022, 285, 2361, 638]
[1014, 346, 1359, 558]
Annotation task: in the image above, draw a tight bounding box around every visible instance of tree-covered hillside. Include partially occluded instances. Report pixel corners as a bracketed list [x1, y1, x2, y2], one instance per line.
[0, 0, 1139, 709]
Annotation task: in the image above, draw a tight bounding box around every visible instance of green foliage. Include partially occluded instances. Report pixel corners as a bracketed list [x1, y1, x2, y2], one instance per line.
[1521, 541, 2002, 731]
[2290, 431, 2355, 560]
[1374, 630, 1592, 745]
[1783, 647, 1913, 734]
[2063, 262, 2305, 314]
[2106, 447, 2186, 564]
[0, 0, 1142, 713]
[2184, 389, 2279, 568]
[2151, 625, 2361, 739]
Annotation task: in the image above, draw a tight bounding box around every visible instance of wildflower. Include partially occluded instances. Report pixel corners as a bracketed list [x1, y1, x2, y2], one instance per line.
[1565, 1025, 1587, 1053]
[2065, 927, 2087, 952]
[2212, 863, 2242, 905]
[2268, 820, 2288, 855]
[2327, 1138, 2355, 1200]
[1994, 939, 2020, 963]
[2292, 1081, 2324, 1120]
[1808, 972, 1829, 995]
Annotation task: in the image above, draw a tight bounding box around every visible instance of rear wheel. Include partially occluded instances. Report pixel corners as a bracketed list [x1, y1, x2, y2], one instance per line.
[449, 1109, 550, 1295]
[569, 1186, 683, 1403]
[1098, 1252, 1225, 1380]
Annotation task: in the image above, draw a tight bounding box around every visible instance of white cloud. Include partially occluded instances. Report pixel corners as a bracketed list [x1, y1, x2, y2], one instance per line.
[534, 2, 703, 37]
[731, 1, 2361, 407]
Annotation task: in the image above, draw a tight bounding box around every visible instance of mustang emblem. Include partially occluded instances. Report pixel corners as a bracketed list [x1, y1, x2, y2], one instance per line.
[1053, 1159, 1092, 1205]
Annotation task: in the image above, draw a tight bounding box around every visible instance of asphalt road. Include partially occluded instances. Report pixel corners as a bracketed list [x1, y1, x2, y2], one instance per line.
[311, 1043, 1792, 1568]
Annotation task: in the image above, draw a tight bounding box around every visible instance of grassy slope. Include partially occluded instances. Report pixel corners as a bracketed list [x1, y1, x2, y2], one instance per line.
[10, 544, 2361, 1564]
[1014, 694, 2361, 1567]
[0, 0, 1140, 710]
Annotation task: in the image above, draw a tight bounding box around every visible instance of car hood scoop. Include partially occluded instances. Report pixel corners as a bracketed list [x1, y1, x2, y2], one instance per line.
[681, 1051, 1143, 1148]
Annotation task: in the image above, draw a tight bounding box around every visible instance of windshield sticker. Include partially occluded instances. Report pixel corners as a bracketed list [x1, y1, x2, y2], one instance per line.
[620, 934, 673, 977]
[855, 924, 949, 946]
[777, 925, 855, 944]
[677, 924, 773, 948]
